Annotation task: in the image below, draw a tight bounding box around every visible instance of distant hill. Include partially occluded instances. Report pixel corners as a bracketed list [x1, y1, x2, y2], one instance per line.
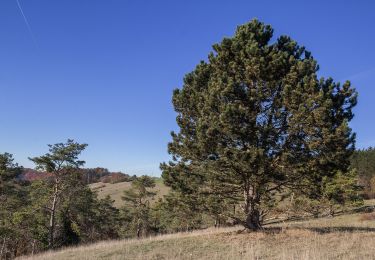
[90, 178, 169, 208]
[19, 168, 166, 208]
[19, 168, 53, 181]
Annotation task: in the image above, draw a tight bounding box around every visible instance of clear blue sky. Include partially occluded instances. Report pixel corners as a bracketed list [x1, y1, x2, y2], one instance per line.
[1, 1, 374, 175]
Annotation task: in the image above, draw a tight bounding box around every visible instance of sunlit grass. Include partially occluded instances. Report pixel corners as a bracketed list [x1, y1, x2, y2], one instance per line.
[90, 179, 169, 208]
[20, 211, 375, 260]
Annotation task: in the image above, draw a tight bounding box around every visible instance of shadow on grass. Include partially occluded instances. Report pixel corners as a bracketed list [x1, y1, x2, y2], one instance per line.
[236, 226, 375, 235]
[264, 205, 375, 227]
[303, 226, 375, 234]
[235, 227, 285, 234]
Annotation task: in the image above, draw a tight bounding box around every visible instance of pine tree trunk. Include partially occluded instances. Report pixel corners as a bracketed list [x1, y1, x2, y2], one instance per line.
[31, 239, 36, 256]
[136, 219, 141, 238]
[329, 204, 335, 217]
[214, 217, 219, 228]
[244, 187, 262, 231]
[0, 237, 6, 259]
[245, 206, 262, 230]
[49, 181, 59, 249]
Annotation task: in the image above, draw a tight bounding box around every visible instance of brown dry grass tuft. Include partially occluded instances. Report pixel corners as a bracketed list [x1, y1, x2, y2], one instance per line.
[359, 212, 375, 221]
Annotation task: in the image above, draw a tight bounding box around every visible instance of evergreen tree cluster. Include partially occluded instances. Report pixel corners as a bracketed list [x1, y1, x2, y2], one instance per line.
[0, 140, 365, 258]
[0, 141, 122, 258]
[0, 140, 207, 258]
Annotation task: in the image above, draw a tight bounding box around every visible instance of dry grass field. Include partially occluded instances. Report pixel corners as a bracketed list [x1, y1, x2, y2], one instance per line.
[90, 178, 169, 208]
[20, 211, 375, 260]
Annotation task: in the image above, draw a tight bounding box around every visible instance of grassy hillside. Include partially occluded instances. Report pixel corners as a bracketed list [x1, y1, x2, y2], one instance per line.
[20, 211, 375, 260]
[90, 178, 169, 208]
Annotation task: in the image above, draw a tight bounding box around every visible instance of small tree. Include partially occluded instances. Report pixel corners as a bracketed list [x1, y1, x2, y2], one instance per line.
[93, 196, 121, 240]
[121, 176, 156, 238]
[291, 170, 363, 218]
[322, 170, 363, 216]
[29, 139, 87, 248]
[56, 172, 121, 245]
[152, 192, 204, 233]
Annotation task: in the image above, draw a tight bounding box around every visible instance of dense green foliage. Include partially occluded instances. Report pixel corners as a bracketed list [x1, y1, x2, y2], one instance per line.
[0, 153, 28, 257]
[152, 192, 205, 233]
[292, 170, 363, 217]
[351, 148, 375, 198]
[161, 19, 358, 230]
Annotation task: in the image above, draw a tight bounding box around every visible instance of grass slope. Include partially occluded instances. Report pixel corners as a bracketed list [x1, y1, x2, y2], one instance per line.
[20, 212, 375, 260]
[90, 178, 169, 208]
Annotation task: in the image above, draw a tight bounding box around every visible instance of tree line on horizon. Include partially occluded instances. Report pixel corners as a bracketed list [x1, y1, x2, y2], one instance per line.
[0, 19, 371, 258]
[20, 166, 137, 184]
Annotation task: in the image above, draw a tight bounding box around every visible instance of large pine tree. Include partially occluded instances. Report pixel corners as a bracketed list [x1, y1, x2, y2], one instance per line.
[161, 19, 357, 230]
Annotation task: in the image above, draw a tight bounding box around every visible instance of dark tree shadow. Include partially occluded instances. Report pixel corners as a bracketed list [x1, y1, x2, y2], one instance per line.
[235, 227, 285, 234]
[258, 226, 375, 234]
[263, 205, 375, 227]
[262, 227, 284, 234]
[232, 225, 375, 235]
[302, 226, 375, 234]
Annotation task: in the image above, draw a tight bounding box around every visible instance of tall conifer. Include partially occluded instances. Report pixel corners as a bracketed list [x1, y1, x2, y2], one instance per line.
[161, 19, 357, 230]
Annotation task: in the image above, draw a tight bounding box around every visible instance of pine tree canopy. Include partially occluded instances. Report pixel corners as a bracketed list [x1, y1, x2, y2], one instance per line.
[161, 19, 357, 230]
